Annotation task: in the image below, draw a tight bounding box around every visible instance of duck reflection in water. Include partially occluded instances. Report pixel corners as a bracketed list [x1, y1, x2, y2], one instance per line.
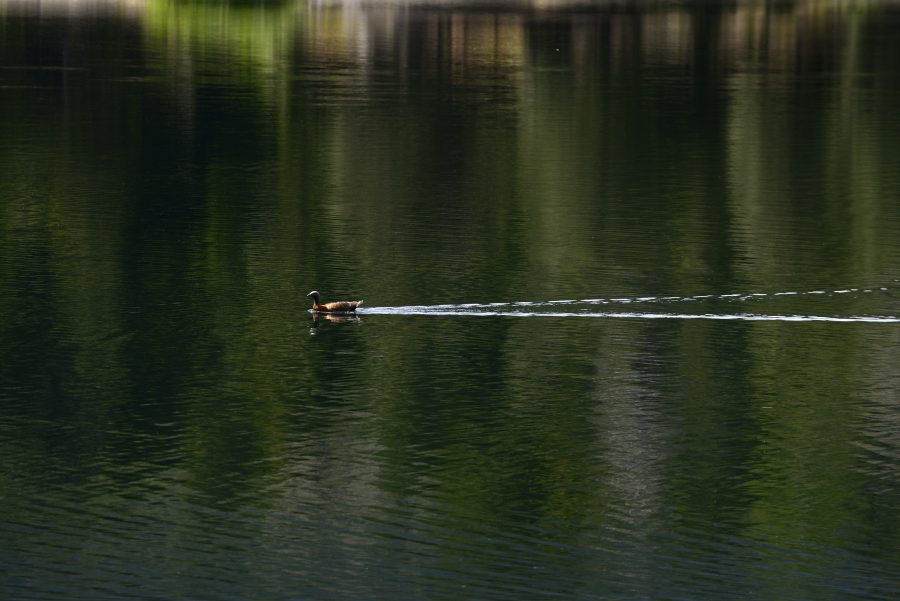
[309, 312, 361, 335]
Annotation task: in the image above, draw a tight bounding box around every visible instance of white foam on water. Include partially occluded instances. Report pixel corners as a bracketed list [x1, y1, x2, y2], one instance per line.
[360, 286, 895, 321]
[359, 308, 898, 323]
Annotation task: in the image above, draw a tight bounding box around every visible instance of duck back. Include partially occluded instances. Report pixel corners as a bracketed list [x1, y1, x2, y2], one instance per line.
[315, 300, 363, 313]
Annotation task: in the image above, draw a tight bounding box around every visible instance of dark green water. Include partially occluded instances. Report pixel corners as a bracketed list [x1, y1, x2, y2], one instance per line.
[2, 0, 900, 599]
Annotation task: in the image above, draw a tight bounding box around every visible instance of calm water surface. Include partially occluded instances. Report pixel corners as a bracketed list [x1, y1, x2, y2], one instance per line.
[2, 0, 900, 599]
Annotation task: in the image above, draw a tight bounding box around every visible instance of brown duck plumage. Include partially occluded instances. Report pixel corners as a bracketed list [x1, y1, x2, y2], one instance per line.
[307, 290, 363, 313]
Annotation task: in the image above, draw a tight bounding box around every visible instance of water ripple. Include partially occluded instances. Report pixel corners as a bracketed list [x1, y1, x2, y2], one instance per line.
[360, 309, 898, 323]
[358, 286, 898, 322]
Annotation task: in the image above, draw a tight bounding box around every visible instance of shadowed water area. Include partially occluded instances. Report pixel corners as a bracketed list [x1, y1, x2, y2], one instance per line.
[2, 0, 900, 599]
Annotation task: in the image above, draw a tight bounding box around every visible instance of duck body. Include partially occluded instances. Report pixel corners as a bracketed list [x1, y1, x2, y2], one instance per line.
[307, 290, 363, 313]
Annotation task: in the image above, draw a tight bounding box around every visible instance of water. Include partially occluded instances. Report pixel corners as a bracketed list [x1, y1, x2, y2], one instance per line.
[360, 286, 900, 321]
[2, 0, 900, 599]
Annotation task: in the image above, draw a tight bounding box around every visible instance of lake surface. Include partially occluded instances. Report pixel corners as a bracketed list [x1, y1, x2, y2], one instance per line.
[2, 0, 900, 599]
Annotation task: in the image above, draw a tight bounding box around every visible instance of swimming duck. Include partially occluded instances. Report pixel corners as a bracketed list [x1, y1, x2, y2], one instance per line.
[307, 290, 363, 313]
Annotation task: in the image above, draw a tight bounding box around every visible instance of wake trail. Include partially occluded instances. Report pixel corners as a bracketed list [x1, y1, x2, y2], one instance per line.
[357, 309, 898, 323]
[357, 286, 898, 323]
[384, 286, 891, 311]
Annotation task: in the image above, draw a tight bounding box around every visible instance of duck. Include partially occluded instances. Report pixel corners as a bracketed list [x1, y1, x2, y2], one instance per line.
[307, 290, 363, 313]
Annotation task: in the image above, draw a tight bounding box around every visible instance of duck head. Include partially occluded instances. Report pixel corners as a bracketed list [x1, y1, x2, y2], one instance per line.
[306, 290, 321, 305]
